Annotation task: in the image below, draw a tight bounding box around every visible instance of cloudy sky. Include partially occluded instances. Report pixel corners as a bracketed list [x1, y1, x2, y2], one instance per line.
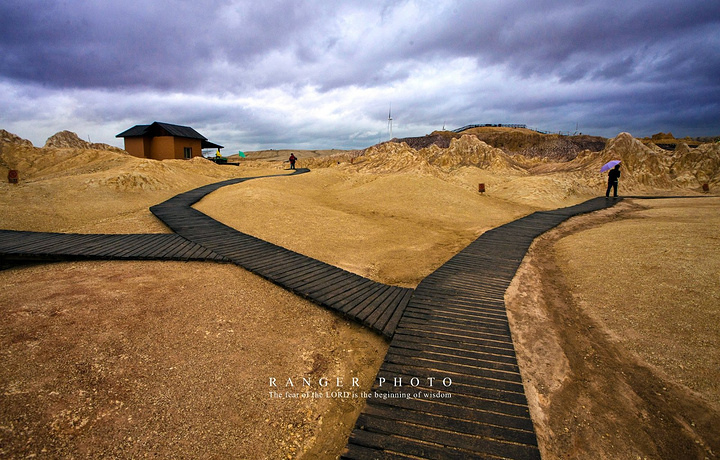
[1, 0, 719, 153]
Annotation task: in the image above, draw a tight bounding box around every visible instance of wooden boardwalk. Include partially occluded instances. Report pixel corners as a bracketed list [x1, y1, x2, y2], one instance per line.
[149, 169, 413, 338]
[0, 230, 226, 263]
[0, 169, 411, 338]
[342, 197, 623, 460]
[2, 168, 639, 459]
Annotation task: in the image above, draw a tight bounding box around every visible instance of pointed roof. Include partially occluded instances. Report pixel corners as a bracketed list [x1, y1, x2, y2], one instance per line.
[116, 122, 223, 149]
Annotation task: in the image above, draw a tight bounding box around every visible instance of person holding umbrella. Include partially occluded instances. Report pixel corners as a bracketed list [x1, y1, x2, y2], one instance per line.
[603, 160, 621, 197]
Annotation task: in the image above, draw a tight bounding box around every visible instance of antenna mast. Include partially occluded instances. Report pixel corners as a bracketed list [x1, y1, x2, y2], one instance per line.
[388, 104, 393, 139]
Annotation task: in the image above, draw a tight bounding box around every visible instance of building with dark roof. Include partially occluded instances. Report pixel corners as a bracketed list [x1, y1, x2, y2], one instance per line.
[116, 122, 223, 160]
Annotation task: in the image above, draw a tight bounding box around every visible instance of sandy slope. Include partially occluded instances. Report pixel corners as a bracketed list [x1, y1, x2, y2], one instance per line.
[507, 198, 720, 459]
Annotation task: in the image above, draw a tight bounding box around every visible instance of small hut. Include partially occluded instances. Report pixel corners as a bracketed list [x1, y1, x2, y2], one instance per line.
[116, 121, 223, 160]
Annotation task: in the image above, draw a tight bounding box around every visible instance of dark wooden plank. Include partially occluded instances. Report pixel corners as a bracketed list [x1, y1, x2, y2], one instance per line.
[4, 232, 59, 251]
[108, 235, 163, 258]
[341, 441, 417, 460]
[258, 255, 324, 280]
[243, 248, 312, 273]
[345, 284, 394, 317]
[309, 276, 370, 306]
[314, 277, 377, 305]
[362, 288, 405, 325]
[240, 248, 301, 272]
[82, 234, 135, 257]
[283, 265, 346, 292]
[391, 333, 517, 359]
[272, 261, 333, 285]
[377, 362, 529, 404]
[301, 270, 360, 297]
[13, 233, 75, 253]
[182, 242, 217, 260]
[376, 288, 413, 335]
[402, 310, 509, 332]
[219, 239, 283, 261]
[390, 336, 519, 365]
[333, 283, 388, 314]
[125, 235, 169, 256]
[391, 327, 517, 355]
[160, 238, 197, 259]
[355, 287, 403, 323]
[345, 429, 470, 460]
[381, 352, 524, 388]
[398, 317, 514, 343]
[13, 233, 89, 253]
[141, 235, 188, 258]
[406, 298, 508, 317]
[361, 403, 538, 447]
[403, 304, 509, 325]
[354, 413, 540, 460]
[384, 347, 521, 382]
[194, 236, 257, 255]
[172, 237, 206, 259]
[366, 376, 527, 421]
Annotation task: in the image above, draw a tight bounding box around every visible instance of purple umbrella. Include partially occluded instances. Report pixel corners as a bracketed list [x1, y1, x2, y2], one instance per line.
[601, 160, 621, 172]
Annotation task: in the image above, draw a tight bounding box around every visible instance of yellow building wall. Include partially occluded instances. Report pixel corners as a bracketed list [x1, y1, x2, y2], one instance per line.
[150, 137, 176, 160]
[172, 138, 202, 159]
[123, 137, 147, 158]
[123, 136, 203, 160]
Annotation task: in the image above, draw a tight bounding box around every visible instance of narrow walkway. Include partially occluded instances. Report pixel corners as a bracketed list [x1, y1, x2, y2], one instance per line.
[342, 197, 623, 460]
[0, 230, 226, 263]
[5, 170, 702, 459]
[149, 169, 412, 338]
[0, 169, 412, 338]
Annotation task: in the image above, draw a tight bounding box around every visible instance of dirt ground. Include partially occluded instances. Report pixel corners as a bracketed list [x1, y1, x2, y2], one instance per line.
[506, 197, 720, 460]
[0, 261, 387, 459]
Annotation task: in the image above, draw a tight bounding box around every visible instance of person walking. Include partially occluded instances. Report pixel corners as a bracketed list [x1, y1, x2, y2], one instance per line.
[606, 163, 620, 197]
[288, 153, 297, 170]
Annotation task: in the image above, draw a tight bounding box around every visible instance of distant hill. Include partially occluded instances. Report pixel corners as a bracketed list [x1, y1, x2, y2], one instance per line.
[639, 132, 717, 150]
[391, 128, 606, 161]
[228, 149, 353, 161]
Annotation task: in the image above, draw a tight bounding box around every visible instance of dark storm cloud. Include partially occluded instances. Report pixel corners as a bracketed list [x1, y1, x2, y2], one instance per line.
[0, 0, 329, 89]
[3, 0, 718, 91]
[383, 0, 720, 83]
[1, 1, 193, 88]
[1, 0, 718, 149]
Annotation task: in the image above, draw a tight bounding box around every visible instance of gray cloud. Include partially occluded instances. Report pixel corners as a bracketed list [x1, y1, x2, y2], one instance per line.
[1, 0, 718, 151]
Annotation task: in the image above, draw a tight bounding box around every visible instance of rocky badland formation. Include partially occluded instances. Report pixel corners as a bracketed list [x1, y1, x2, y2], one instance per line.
[303, 129, 720, 193]
[0, 129, 247, 191]
[2, 128, 718, 193]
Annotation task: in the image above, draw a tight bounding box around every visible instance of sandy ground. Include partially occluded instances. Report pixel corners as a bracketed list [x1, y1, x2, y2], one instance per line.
[0, 160, 285, 234]
[0, 261, 387, 459]
[195, 168, 539, 287]
[506, 198, 720, 459]
[2, 135, 720, 458]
